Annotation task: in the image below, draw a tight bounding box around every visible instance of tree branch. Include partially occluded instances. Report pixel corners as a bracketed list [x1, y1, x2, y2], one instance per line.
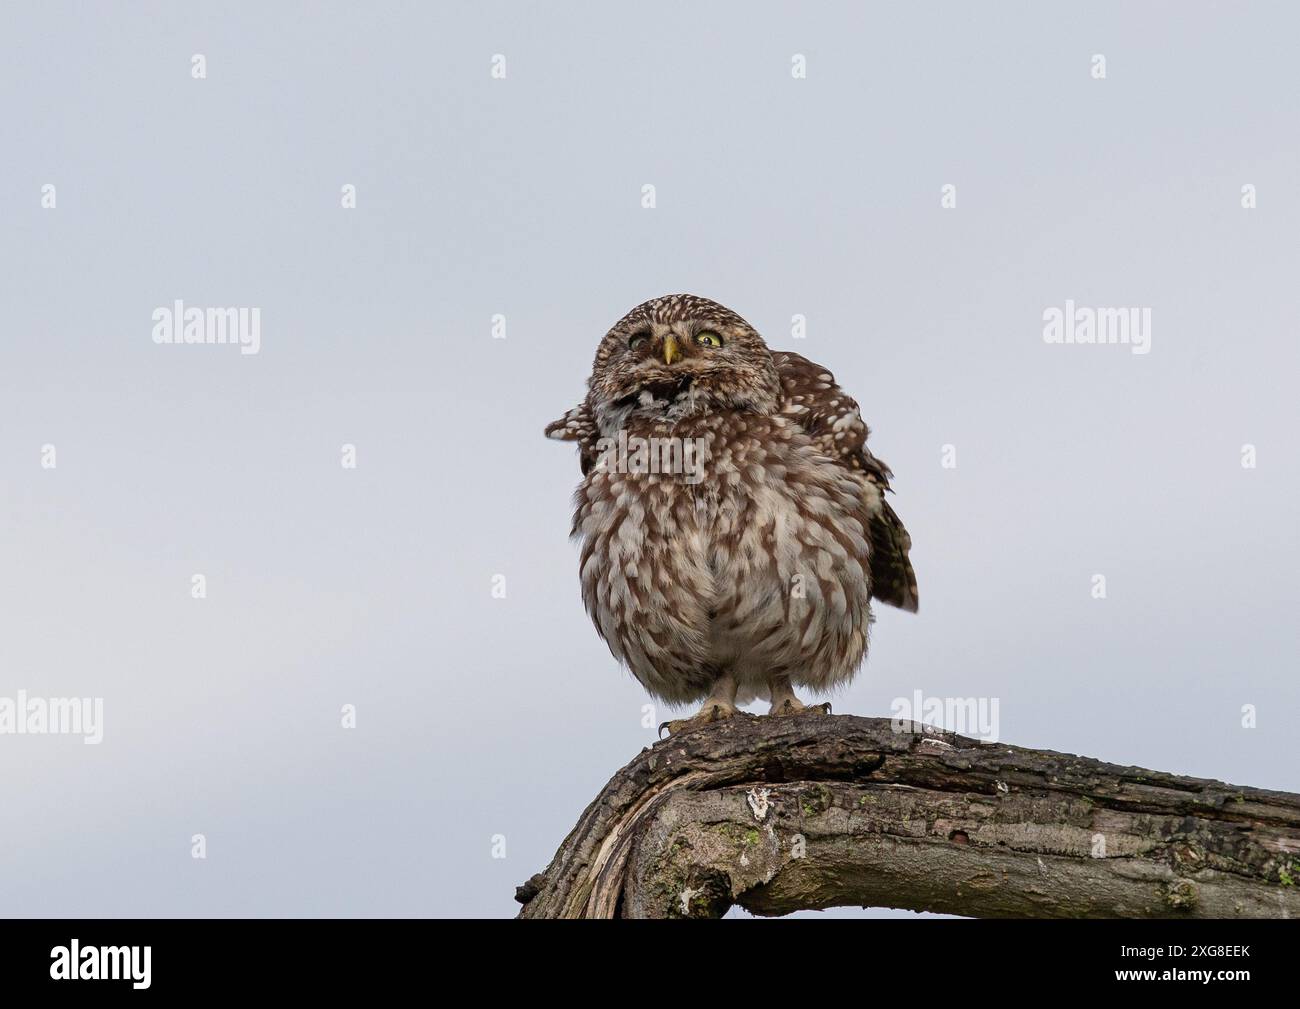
[515, 714, 1300, 918]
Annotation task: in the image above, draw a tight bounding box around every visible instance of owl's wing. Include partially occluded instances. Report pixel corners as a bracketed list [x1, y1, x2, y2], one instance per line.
[544, 400, 603, 475]
[773, 350, 919, 613]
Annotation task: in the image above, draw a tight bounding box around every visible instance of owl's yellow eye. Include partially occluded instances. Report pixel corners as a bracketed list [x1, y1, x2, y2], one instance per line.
[628, 333, 648, 350]
[695, 331, 723, 348]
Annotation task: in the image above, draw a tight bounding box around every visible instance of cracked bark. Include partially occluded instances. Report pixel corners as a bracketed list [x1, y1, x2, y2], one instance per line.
[514, 714, 1300, 919]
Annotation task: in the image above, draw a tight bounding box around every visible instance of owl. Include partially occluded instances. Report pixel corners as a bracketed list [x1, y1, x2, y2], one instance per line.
[545, 294, 917, 734]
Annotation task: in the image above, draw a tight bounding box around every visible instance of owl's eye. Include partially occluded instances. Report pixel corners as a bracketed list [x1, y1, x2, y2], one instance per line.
[695, 331, 724, 348]
[628, 333, 649, 351]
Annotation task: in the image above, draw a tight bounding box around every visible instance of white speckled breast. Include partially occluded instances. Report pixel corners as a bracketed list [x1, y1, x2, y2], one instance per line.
[572, 411, 877, 704]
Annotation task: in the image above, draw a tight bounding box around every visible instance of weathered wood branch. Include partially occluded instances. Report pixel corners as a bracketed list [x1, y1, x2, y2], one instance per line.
[515, 714, 1300, 918]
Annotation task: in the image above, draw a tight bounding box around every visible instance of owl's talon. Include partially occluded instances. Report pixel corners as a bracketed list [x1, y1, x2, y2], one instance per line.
[658, 700, 737, 738]
[768, 696, 832, 717]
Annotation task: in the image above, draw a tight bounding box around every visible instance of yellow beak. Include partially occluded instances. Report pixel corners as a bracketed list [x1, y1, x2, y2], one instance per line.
[663, 334, 681, 365]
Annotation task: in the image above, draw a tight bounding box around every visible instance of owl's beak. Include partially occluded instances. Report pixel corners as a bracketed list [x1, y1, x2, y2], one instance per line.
[662, 334, 682, 366]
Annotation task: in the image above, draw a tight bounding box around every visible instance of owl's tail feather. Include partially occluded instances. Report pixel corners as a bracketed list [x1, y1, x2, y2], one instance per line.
[869, 501, 919, 613]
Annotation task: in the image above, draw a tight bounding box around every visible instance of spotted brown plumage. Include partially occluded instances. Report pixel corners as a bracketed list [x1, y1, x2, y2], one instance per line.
[545, 294, 917, 731]
[771, 351, 919, 613]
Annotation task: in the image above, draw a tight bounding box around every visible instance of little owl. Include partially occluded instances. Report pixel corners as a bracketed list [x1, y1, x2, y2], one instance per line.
[546, 294, 917, 734]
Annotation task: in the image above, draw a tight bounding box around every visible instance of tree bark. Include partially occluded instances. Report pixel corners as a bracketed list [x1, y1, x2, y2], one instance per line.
[515, 713, 1300, 919]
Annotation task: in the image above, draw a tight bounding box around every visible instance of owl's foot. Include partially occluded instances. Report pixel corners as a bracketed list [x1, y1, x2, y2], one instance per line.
[767, 675, 831, 717]
[768, 697, 832, 717]
[658, 699, 738, 738]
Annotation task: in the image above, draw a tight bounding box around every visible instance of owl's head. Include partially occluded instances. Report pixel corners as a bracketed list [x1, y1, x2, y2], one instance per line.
[586, 294, 781, 433]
